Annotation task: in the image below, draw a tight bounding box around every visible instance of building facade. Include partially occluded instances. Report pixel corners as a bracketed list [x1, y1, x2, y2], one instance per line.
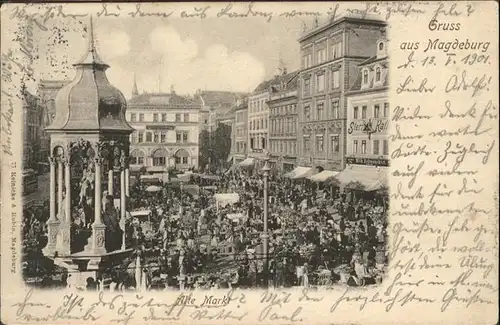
[196, 90, 246, 132]
[345, 36, 389, 174]
[229, 99, 248, 165]
[37, 80, 71, 169]
[268, 71, 299, 172]
[126, 89, 201, 172]
[297, 17, 386, 172]
[248, 80, 272, 164]
[22, 89, 44, 170]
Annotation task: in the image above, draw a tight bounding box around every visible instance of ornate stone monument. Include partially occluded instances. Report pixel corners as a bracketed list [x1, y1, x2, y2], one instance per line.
[42, 17, 134, 281]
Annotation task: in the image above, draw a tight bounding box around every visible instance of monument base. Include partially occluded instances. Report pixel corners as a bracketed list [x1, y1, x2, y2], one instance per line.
[42, 219, 60, 257]
[84, 223, 107, 255]
[55, 221, 72, 256]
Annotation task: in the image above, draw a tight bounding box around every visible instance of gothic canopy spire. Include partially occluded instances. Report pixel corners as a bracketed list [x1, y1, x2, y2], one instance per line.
[73, 15, 109, 69]
[132, 73, 139, 97]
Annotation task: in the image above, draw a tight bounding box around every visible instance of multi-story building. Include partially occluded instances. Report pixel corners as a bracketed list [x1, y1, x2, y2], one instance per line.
[37, 80, 70, 168]
[229, 98, 248, 165]
[247, 79, 273, 165]
[22, 88, 44, 170]
[297, 17, 386, 172]
[37, 80, 71, 119]
[196, 90, 247, 132]
[343, 36, 389, 189]
[195, 90, 247, 168]
[127, 83, 201, 172]
[268, 71, 299, 172]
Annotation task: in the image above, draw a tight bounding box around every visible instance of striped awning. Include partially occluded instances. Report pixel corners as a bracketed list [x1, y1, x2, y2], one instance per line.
[308, 170, 339, 182]
[286, 166, 315, 179]
[332, 165, 388, 191]
[239, 158, 255, 167]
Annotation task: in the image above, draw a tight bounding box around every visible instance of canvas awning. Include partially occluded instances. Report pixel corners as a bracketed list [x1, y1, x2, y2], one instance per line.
[147, 166, 167, 173]
[286, 166, 315, 179]
[285, 166, 307, 178]
[177, 173, 192, 182]
[239, 158, 255, 167]
[214, 193, 240, 206]
[332, 165, 388, 191]
[308, 170, 339, 182]
[130, 210, 152, 217]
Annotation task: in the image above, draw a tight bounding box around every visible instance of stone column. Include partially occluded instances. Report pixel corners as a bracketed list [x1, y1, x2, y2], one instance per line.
[57, 158, 64, 216]
[43, 156, 59, 256]
[108, 169, 114, 196]
[64, 159, 71, 222]
[48, 157, 57, 222]
[94, 158, 103, 225]
[120, 167, 126, 250]
[56, 158, 72, 256]
[125, 167, 130, 197]
[90, 157, 106, 255]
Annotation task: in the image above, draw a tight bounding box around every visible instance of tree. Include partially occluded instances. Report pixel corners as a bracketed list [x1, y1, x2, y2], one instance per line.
[213, 123, 232, 168]
[198, 130, 211, 170]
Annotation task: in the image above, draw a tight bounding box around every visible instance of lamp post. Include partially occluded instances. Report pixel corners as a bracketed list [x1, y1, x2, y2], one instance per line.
[261, 154, 271, 288]
[179, 180, 184, 217]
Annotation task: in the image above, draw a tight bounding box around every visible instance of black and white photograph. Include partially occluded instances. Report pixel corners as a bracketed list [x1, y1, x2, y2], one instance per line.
[3, 3, 498, 324]
[19, 8, 391, 292]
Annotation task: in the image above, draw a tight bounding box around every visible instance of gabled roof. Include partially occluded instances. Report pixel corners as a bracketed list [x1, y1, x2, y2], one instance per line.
[349, 57, 389, 92]
[129, 93, 199, 107]
[254, 79, 275, 93]
[358, 56, 387, 67]
[198, 91, 247, 107]
[254, 70, 299, 94]
[38, 80, 71, 90]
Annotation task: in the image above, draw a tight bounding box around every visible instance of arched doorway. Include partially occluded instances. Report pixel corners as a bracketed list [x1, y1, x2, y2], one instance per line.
[152, 148, 168, 166]
[130, 149, 145, 166]
[174, 149, 190, 170]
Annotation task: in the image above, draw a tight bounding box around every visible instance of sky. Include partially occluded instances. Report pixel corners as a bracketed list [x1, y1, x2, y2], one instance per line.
[28, 10, 309, 98]
[7, 2, 388, 99]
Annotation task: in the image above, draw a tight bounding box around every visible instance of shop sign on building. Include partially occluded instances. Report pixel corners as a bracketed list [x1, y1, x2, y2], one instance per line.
[347, 119, 389, 135]
[346, 156, 389, 167]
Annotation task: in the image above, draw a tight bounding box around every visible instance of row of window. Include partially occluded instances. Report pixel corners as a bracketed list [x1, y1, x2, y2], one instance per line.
[362, 65, 385, 86]
[303, 70, 340, 97]
[303, 134, 340, 154]
[352, 139, 389, 155]
[249, 118, 268, 131]
[130, 131, 189, 144]
[235, 111, 246, 123]
[235, 127, 246, 138]
[302, 41, 343, 69]
[270, 140, 297, 156]
[303, 99, 341, 121]
[234, 141, 247, 154]
[353, 103, 389, 119]
[249, 99, 267, 114]
[269, 104, 297, 116]
[129, 156, 189, 166]
[270, 117, 297, 136]
[129, 113, 191, 123]
[249, 137, 267, 150]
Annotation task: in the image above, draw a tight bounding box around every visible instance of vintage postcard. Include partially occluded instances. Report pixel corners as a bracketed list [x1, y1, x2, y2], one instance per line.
[1, 2, 498, 325]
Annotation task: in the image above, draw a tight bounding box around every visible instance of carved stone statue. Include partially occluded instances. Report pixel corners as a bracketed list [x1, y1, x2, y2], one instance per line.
[79, 166, 94, 205]
[120, 150, 126, 169]
[113, 146, 121, 169]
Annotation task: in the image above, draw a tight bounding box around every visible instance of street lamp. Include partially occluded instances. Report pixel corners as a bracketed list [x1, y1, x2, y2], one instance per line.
[261, 154, 271, 288]
[179, 180, 184, 217]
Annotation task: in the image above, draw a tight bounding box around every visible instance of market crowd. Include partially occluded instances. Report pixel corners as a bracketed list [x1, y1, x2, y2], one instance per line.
[22, 168, 389, 290]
